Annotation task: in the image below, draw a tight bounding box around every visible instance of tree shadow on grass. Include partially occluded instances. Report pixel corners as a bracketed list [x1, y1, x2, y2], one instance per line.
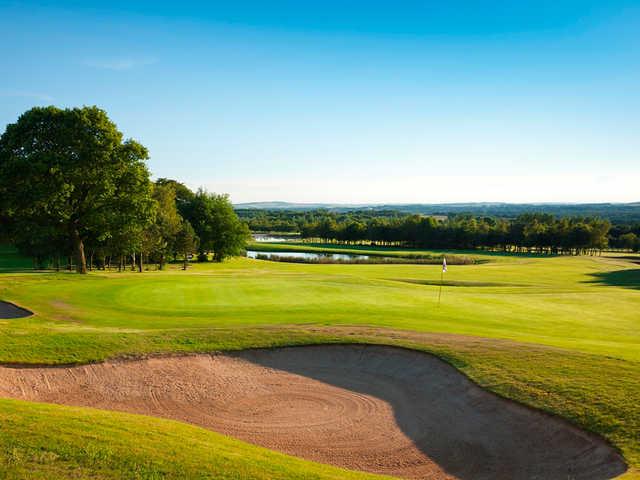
[587, 269, 640, 290]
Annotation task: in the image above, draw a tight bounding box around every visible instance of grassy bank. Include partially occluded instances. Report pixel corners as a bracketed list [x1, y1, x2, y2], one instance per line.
[0, 397, 388, 480]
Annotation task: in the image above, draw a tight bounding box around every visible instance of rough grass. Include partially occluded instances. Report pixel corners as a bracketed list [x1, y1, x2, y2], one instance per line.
[0, 245, 638, 478]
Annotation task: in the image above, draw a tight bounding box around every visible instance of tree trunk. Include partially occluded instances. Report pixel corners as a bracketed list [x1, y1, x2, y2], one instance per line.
[72, 229, 87, 274]
[138, 252, 143, 272]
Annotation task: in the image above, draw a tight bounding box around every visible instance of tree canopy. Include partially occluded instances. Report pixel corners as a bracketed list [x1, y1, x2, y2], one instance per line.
[0, 106, 249, 272]
[298, 213, 612, 254]
[187, 190, 250, 262]
[0, 106, 155, 272]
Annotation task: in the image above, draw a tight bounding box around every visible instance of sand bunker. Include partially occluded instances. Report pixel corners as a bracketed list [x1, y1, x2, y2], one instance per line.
[0, 301, 32, 319]
[0, 345, 625, 479]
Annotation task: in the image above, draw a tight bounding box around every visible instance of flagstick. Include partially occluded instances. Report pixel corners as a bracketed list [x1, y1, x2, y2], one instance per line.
[438, 256, 446, 306]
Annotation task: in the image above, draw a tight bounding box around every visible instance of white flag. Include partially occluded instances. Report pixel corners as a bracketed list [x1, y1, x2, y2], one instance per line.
[442, 257, 447, 273]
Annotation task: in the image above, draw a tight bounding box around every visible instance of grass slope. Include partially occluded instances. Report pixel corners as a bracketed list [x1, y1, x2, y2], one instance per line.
[0, 245, 638, 478]
[0, 398, 388, 480]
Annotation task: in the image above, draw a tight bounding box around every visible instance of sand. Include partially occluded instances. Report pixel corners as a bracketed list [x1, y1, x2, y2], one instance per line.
[0, 345, 626, 479]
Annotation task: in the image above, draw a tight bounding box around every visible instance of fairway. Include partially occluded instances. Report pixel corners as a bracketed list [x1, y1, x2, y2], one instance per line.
[2, 253, 639, 360]
[0, 248, 639, 479]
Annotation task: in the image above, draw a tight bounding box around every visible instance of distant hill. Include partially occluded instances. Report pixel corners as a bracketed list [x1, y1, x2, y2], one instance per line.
[235, 201, 371, 210]
[235, 202, 640, 223]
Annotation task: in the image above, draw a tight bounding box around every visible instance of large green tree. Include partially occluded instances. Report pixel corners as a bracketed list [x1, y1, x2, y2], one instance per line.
[154, 178, 195, 220]
[189, 190, 249, 262]
[146, 182, 183, 269]
[174, 219, 199, 270]
[0, 106, 154, 273]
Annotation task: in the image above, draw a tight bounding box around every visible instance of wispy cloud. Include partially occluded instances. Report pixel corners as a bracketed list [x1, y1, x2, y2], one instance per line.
[0, 91, 53, 102]
[83, 57, 157, 71]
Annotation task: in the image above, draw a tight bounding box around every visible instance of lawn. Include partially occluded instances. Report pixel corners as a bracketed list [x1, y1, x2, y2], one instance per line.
[0, 245, 638, 478]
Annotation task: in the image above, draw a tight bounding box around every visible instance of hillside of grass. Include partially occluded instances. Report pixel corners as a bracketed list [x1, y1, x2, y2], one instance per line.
[0, 398, 390, 480]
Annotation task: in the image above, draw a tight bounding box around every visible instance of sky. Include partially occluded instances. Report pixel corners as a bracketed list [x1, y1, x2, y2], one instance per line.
[1, 1, 639, 204]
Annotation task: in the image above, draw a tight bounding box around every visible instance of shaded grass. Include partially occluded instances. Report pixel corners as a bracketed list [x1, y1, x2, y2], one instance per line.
[587, 268, 640, 290]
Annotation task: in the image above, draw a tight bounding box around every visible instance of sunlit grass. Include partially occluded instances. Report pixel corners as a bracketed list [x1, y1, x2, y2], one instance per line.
[0, 245, 638, 478]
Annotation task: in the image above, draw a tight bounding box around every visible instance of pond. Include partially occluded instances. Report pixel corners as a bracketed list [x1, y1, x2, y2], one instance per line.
[251, 234, 300, 243]
[246, 250, 370, 261]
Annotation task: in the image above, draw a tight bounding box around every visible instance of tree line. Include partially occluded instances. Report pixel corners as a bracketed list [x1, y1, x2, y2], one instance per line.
[0, 106, 249, 273]
[240, 208, 640, 253]
[609, 223, 640, 252]
[299, 214, 613, 254]
[238, 202, 640, 224]
[237, 208, 407, 233]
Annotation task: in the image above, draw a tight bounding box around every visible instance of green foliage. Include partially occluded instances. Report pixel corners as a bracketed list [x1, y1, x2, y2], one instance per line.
[298, 213, 611, 254]
[174, 219, 199, 270]
[154, 178, 195, 220]
[0, 107, 252, 272]
[238, 202, 640, 224]
[142, 183, 182, 269]
[187, 190, 249, 262]
[0, 245, 32, 271]
[619, 233, 640, 252]
[0, 106, 154, 273]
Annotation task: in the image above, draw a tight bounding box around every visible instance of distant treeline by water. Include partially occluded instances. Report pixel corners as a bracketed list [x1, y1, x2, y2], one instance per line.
[299, 214, 615, 254]
[238, 209, 640, 254]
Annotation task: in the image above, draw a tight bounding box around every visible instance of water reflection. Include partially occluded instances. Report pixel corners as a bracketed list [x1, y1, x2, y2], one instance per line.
[251, 234, 300, 243]
[246, 250, 370, 261]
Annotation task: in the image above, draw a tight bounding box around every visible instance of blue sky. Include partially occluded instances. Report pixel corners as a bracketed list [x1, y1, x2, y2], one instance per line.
[1, 1, 639, 203]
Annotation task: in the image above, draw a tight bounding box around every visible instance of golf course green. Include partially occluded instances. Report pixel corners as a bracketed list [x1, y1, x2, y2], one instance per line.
[0, 244, 638, 479]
